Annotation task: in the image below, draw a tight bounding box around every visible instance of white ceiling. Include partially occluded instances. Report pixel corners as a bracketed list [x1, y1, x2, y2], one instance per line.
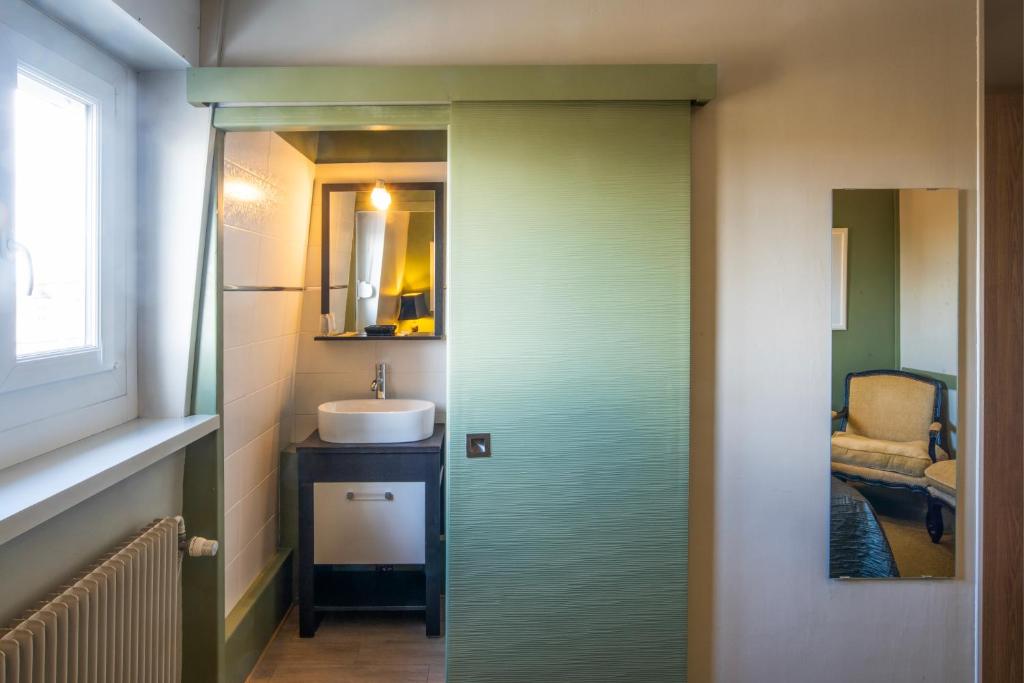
[28, 0, 197, 70]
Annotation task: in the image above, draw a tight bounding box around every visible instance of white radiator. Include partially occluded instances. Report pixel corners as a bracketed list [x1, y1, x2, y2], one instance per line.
[0, 517, 192, 683]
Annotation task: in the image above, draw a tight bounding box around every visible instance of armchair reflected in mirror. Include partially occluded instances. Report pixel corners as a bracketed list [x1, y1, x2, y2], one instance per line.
[830, 189, 960, 579]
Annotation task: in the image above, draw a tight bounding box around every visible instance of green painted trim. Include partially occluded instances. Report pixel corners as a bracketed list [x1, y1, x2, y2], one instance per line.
[182, 122, 218, 414]
[225, 549, 294, 683]
[276, 131, 319, 162]
[212, 104, 451, 131]
[182, 131, 226, 683]
[225, 549, 293, 636]
[191, 132, 223, 417]
[902, 367, 958, 390]
[189, 65, 717, 106]
[315, 130, 447, 163]
[893, 193, 901, 369]
[278, 449, 300, 599]
[181, 432, 225, 683]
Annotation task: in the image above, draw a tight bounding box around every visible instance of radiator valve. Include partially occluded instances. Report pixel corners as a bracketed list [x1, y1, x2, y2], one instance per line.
[186, 537, 219, 557]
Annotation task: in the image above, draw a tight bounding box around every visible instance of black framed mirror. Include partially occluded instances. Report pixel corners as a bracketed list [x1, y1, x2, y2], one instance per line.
[318, 181, 444, 339]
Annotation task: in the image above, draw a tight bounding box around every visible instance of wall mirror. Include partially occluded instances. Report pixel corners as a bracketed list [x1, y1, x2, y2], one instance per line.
[830, 188, 960, 579]
[319, 182, 444, 339]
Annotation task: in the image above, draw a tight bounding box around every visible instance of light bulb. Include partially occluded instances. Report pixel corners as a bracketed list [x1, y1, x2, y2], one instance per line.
[370, 180, 391, 210]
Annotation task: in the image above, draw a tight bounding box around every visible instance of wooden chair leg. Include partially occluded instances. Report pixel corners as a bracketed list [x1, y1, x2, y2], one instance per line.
[926, 498, 944, 543]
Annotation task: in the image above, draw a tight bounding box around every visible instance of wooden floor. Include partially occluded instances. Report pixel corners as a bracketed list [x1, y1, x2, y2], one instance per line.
[248, 608, 444, 683]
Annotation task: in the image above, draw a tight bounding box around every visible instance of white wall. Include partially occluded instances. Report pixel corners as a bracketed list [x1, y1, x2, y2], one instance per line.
[292, 162, 447, 443]
[899, 188, 960, 450]
[208, 2, 979, 681]
[111, 0, 199, 64]
[222, 131, 314, 614]
[0, 0, 139, 467]
[0, 455, 183, 624]
[0, 1, 196, 626]
[25, 0, 197, 68]
[137, 70, 212, 418]
[900, 188, 960, 377]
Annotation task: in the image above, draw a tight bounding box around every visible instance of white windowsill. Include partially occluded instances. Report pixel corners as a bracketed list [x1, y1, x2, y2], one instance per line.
[0, 414, 219, 547]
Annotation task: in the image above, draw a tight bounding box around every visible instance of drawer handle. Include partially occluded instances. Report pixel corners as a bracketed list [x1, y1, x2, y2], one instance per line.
[346, 491, 394, 501]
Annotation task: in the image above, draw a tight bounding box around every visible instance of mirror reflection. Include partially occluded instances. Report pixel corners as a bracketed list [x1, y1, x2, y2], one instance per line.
[830, 188, 959, 579]
[321, 183, 443, 337]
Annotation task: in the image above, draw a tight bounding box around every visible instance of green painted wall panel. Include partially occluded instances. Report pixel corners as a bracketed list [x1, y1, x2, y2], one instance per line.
[212, 104, 451, 132]
[831, 190, 899, 410]
[447, 102, 690, 682]
[316, 130, 447, 163]
[182, 132, 225, 683]
[189, 65, 716, 106]
[224, 549, 293, 683]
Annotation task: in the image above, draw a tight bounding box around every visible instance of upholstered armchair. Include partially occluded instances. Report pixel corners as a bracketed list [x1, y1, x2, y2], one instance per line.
[831, 369, 951, 541]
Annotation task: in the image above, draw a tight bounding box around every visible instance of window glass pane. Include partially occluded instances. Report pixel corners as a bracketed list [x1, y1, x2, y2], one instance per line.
[14, 69, 97, 358]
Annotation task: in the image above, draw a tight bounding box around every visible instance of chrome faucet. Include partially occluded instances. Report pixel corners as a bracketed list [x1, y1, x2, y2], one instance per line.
[370, 362, 387, 399]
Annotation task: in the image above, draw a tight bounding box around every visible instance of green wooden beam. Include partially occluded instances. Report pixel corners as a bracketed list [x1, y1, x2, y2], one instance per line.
[212, 104, 451, 131]
[188, 65, 717, 107]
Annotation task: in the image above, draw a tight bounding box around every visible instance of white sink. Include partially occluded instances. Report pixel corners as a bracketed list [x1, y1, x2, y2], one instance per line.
[317, 399, 435, 444]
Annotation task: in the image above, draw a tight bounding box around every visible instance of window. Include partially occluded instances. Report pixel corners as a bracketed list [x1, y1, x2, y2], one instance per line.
[0, 17, 136, 469]
[15, 68, 98, 359]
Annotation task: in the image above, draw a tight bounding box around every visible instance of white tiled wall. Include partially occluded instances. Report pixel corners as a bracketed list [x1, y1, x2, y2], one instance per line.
[222, 132, 314, 615]
[292, 163, 448, 443]
[291, 333, 447, 442]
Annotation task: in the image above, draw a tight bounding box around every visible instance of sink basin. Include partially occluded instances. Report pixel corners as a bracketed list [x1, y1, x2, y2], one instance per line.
[317, 399, 435, 444]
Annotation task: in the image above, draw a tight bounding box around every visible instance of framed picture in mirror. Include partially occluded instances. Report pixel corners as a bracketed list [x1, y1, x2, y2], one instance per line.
[831, 227, 848, 330]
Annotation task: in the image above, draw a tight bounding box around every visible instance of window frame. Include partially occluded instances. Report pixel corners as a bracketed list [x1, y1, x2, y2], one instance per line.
[0, 16, 136, 470]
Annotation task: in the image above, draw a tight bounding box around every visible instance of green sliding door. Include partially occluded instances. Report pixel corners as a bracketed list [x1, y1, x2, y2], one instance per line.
[447, 102, 691, 681]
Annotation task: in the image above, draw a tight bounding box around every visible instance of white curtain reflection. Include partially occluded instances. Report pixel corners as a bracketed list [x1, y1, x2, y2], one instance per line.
[355, 210, 410, 330]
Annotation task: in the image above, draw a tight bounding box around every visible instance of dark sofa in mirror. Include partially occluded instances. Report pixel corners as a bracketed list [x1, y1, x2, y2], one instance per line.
[829, 188, 960, 579]
[317, 181, 444, 340]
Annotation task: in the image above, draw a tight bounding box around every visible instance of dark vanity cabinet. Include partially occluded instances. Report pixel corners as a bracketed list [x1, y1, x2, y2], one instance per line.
[296, 425, 444, 637]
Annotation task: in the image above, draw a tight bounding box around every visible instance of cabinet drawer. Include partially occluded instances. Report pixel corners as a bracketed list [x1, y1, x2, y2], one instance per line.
[313, 482, 425, 565]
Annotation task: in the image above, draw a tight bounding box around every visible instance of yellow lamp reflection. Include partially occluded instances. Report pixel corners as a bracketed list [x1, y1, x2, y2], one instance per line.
[224, 178, 262, 202]
[370, 180, 392, 210]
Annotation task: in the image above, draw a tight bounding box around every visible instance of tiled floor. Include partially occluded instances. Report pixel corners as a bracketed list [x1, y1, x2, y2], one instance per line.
[248, 608, 444, 682]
